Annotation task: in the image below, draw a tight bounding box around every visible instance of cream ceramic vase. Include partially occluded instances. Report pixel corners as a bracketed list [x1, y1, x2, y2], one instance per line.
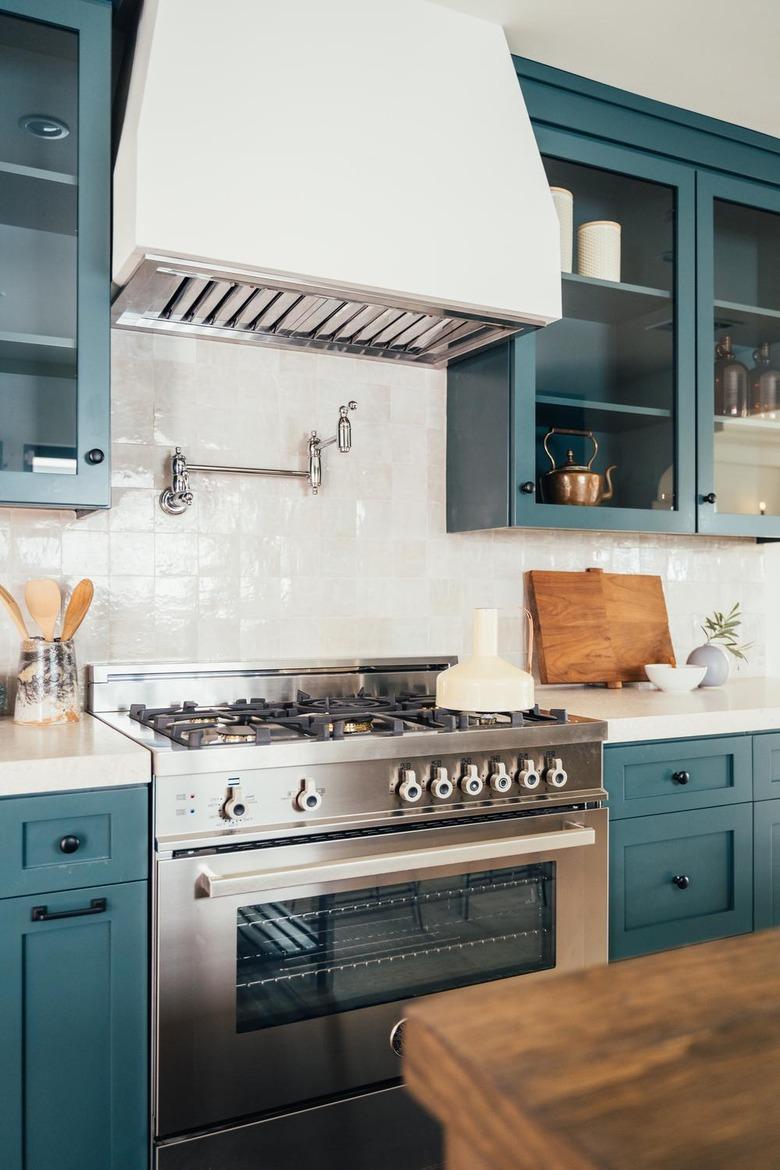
[436, 608, 535, 712]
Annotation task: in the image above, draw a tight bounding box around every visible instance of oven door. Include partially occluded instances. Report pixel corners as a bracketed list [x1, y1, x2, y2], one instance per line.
[155, 807, 607, 1138]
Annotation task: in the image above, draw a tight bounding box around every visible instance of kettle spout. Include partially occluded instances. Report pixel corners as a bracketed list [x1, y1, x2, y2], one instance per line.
[602, 464, 617, 503]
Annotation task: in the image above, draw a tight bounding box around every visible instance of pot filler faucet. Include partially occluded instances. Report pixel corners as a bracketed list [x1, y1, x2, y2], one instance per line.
[159, 401, 357, 515]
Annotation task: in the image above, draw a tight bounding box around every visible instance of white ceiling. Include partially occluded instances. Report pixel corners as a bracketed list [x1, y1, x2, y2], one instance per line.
[432, 0, 780, 139]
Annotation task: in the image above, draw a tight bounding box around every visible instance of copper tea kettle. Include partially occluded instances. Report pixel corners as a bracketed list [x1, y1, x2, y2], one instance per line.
[541, 428, 616, 506]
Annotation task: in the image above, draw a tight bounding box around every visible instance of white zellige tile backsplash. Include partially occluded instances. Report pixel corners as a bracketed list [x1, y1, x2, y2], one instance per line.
[0, 329, 776, 699]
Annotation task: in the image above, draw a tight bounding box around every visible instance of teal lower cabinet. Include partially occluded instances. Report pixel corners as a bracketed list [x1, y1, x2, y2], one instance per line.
[754, 799, 780, 929]
[609, 803, 754, 959]
[0, 787, 149, 1170]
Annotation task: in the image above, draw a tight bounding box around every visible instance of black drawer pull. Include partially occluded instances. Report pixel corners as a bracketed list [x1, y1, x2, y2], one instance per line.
[672, 874, 691, 890]
[672, 770, 690, 785]
[59, 834, 81, 854]
[31, 898, 107, 923]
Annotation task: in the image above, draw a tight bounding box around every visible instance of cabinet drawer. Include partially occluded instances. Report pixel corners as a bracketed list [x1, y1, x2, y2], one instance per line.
[0, 787, 148, 898]
[753, 732, 780, 800]
[604, 736, 752, 819]
[609, 804, 753, 960]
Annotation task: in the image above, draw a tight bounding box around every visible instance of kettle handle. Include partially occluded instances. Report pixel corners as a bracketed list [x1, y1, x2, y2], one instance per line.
[523, 607, 534, 675]
[543, 427, 599, 471]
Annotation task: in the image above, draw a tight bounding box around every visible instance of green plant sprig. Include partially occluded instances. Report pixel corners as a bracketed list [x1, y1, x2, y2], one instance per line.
[700, 602, 753, 662]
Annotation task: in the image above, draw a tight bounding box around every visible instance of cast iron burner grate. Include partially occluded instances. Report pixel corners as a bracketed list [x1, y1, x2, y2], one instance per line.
[127, 695, 568, 748]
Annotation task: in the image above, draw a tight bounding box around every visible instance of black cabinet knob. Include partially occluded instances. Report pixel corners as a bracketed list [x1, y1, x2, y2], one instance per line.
[85, 448, 105, 465]
[672, 770, 690, 785]
[702, 492, 717, 505]
[672, 874, 691, 890]
[59, 835, 81, 855]
[520, 481, 536, 494]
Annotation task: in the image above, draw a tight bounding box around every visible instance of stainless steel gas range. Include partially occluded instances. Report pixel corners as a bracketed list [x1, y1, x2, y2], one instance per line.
[88, 658, 608, 1170]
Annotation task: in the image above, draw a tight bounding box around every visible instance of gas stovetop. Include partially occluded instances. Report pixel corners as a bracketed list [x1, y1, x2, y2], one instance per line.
[127, 690, 569, 748]
[88, 659, 607, 846]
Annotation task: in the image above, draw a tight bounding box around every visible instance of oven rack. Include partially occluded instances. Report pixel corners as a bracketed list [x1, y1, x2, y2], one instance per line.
[236, 867, 549, 929]
[237, 925, 550, 990]
[236, 890, 547, 966]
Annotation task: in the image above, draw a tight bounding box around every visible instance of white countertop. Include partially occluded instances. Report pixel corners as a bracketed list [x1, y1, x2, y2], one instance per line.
[0, 713, 151, 797]
[538, 677, 780, 743]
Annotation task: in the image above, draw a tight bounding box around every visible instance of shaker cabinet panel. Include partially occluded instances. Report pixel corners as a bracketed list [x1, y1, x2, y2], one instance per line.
[753, 731, 780, 801]
[0, 0, 110, 509]
[0, 880, 148, 1170]
[0, 786, 149, 898]
[604, 736, 752, 819]
[609, 804, 753, 960]
[754, 798, 780, 929]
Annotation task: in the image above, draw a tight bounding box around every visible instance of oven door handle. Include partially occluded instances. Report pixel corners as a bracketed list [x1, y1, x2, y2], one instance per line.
[197, 822, 595, 898]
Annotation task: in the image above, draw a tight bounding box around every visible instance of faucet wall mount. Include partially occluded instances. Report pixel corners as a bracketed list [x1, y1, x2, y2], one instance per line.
[159, 401, 357, 516]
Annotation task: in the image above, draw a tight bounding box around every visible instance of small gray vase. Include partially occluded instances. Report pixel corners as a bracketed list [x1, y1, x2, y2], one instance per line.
[686, 643, 730, 687]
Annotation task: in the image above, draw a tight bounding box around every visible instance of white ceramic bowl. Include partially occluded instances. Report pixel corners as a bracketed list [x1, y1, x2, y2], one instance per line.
[644, 663, 707, 693]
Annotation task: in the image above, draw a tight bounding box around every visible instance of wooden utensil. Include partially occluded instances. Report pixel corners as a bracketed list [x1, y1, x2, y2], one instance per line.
[0, 585, 29, 640]
[526, 566, 675, 688]
[60, 578, 94, 641]
[24, 579, 62, 642]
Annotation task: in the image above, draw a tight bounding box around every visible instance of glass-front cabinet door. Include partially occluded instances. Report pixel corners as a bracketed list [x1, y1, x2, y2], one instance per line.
[697, 171, 780, 537]
[0, 0, 109, 508]
[513, 130, 696, 533]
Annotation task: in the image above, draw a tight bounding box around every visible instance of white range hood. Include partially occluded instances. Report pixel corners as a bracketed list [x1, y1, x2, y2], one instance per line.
[112, 0, 561, 366]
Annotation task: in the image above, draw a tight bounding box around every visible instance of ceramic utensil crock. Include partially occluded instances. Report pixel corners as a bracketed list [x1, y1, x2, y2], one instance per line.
[14, 637, 79, 725]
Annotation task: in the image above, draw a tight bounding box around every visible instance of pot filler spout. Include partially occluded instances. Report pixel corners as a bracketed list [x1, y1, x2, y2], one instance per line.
[111, 0, 562, 368]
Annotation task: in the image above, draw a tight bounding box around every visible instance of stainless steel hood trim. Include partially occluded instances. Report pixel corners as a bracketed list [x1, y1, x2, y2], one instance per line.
[112, 253, 542, 367]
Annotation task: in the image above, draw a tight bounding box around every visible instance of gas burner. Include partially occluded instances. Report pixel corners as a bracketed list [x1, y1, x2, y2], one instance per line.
[294, 689, 397, 716]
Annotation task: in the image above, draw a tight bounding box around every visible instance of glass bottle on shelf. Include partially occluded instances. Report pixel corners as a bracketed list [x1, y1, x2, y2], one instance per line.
[714, 336, 748, 418]
[748, 342, 780, 418]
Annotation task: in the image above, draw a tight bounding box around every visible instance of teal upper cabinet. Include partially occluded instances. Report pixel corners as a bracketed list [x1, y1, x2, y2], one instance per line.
[697, 172, 780, 537]
[0, 0, 110, 509]
[448, 57, 780, 539]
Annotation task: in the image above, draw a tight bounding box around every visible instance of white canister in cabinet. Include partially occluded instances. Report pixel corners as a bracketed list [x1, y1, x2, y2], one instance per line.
[549, 186, 573, 273]
[577, 219, 621, 282]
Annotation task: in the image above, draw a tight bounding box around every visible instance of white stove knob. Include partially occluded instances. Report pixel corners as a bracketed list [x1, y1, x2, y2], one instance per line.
[517, 758, 541, 790]
[460, 764, 484, 797]
[489, 761, 512, 794]
[296, 778, 322, 812]
[430, 766, 454, 801]
[222, 784, 247, 820]
[544, 757, 568, 789]
[398, 769, 423, 804]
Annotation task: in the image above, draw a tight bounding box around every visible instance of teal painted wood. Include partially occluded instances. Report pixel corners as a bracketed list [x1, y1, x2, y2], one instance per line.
[753, 732, 780, 800]
[0, 0, 110, 509]
[696, 170, 780, 538]
[0, 786, 148, 898]
[609, 803, 753, 960]
[754, 798, 780, 928]
[514, 56, 780, 187]
[0, 879, 148, 1170]
[604, 735, 752, 819]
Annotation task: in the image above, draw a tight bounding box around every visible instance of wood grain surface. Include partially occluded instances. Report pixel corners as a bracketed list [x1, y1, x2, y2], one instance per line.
[526, 566, 675, 686]
[405, 930, 780, 1170]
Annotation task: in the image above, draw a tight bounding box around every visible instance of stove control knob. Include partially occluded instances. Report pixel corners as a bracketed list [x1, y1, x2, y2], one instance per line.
[489, 762, 512, 794]
[517, 759, 541, 790]
[430, 766, 454, 801]
[544, 757, 568, 789]
[398, 769, 423, 804]
[222, 784, 247, 820]
[460, 764, 484, 797]
[296, 778, 322, 812]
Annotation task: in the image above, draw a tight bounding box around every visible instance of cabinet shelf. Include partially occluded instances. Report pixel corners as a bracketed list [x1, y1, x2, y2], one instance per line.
[0, 330, 76, 369]
[537, 393, 672, 432]
[714, 299, 780, 347]
[562, 272, 671, 326]
[0, 162, 77, 235]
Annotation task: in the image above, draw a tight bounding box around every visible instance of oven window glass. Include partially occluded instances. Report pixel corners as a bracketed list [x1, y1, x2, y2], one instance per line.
[236, 863, 555, 1032]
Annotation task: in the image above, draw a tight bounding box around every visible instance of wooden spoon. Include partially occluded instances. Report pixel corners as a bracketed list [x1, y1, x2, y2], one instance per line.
[24, 579, 61, 642]
[61, 578, 94, 642]
[0, 585, 29, 640]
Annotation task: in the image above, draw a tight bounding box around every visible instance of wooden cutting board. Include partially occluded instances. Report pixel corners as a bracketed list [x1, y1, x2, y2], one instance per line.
[526, 567, 675, 687]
